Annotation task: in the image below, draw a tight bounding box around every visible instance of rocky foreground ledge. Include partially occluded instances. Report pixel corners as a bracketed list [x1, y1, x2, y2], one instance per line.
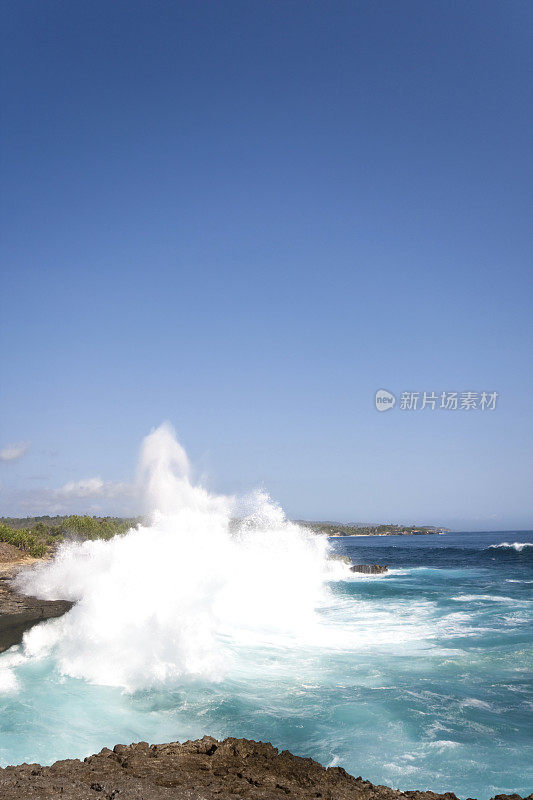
[0, 737, 530, 800]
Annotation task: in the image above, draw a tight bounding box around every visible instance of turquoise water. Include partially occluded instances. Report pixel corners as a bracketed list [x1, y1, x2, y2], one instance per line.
[1, 531, 531, 798]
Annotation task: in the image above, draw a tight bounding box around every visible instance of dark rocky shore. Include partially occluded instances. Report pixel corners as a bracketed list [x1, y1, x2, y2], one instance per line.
[0, 736, 529, 800]
[0, 543, 72, 653]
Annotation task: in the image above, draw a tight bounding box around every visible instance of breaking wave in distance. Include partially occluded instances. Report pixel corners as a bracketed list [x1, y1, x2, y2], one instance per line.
[488, 542, 533, 552]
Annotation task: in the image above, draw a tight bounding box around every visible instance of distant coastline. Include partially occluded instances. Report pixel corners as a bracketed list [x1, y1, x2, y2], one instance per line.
[0, 516, 451, 562]
[298, 521, 450, 537]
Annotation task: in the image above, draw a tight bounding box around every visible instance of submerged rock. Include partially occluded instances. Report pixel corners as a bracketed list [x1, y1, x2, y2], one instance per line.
[0, 736, 529, 800]
[328, 555, 388, 574]
[350, 564, 388, 574]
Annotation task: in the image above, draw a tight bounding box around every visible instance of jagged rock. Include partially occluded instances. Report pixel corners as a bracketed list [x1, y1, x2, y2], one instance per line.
[0, 737, 529, 800]
[350, 564, 388, 574]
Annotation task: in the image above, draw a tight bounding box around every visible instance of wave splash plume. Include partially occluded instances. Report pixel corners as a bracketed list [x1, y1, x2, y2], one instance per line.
[14, 423, 332, 691]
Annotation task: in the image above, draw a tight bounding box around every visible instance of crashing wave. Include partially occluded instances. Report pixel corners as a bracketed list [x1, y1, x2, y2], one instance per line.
[12, 423, 335, 691]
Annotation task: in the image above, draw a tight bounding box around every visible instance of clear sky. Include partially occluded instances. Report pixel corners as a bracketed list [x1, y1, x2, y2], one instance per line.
[1, 0, 532, 529]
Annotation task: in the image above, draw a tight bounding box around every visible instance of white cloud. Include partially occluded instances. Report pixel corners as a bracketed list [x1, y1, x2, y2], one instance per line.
[0, 442, 30, 463]
[56, 477, 105, 497]
[52, 477, 135, 506]
[0, 478, 137, 517]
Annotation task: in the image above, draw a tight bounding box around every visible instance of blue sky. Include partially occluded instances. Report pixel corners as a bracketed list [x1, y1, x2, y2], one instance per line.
[1, 0, 532, 529]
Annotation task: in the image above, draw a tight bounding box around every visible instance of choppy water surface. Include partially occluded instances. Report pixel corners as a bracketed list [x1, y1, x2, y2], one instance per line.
[0, 429, 531, 799]
[1, 530, 531, 799]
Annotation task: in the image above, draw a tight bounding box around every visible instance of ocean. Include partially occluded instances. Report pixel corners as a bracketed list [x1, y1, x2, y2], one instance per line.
[0, 529, 531, 799]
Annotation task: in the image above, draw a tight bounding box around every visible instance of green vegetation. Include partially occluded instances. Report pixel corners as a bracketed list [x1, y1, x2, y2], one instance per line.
[0, 524, 47, 557]
[0, 516, 138, 559]
[298, 522, 448, 536]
